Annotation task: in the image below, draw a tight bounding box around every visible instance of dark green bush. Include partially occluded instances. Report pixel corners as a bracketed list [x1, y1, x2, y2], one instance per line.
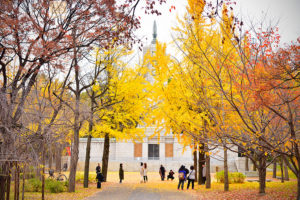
[25, 178, 67, 193]
[25, 178, 41, 192]
[63, 180, 69, 188]
[20, 172, 35, 179]
[215, 171, 245, 184]
[231, 172, 246, 183]
[45, 179, 65, 193]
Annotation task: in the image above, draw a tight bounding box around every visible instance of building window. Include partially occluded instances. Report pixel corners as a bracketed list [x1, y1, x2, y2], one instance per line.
[134, 143, 142, 158]
[165, 143, 173, 158]
[148, 144, 159, 160]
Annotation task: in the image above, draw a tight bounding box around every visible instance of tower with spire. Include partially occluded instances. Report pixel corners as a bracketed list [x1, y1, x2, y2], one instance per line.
[152, 20, 157, 44]
[143, 20, 158, 84]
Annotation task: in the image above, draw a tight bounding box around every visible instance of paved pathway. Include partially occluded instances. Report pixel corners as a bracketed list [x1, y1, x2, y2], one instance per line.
[85, 184, 197, 200]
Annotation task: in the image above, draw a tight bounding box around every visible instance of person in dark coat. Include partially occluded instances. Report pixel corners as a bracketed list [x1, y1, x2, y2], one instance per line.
[119, 163, 124, 183]
[96, 163, 101, 174]
[159, 165, 166, 181]
[96, 172, 104, 189]
[177, 165, 187, 190]
[167, 170, 175, 181]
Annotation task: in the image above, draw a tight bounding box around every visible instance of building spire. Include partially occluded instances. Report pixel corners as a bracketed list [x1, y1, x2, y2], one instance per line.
[152, 20, 157, 44]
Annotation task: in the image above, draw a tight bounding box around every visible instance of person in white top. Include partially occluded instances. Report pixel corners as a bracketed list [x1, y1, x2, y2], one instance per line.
[140, 162, 144, 183]
[143, 163, 148, 182]
[202, 164, 206, 185]
[187, 166, 195, 189]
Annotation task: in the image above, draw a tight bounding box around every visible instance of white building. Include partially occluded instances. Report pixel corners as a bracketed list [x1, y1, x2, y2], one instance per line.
[77, 21, 245, 173]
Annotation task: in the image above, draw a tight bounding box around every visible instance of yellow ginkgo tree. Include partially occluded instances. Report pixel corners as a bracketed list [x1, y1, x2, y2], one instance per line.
[84, 45, 151, 181]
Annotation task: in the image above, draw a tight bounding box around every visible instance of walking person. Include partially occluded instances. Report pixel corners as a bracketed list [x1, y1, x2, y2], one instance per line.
[177, 165, 186, 190]
[143, 163, 148, 183]
[119, 163, 124, 183]
[140, 162, 144, 183]
[159, 165, 166, 181]
[187, 166, 195, 189]
[202, 164, 206, 185]
[167, 170, 175, 181]
[96, 171, 104, 189]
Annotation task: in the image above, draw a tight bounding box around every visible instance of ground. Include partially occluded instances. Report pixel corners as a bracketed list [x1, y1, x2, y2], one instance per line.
[21, 171, 297, 200]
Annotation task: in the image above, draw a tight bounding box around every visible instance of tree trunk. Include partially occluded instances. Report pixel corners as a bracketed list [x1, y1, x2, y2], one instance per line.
[35, 163, 41, 180]
[224, 146, 229, 191]
[272, 160, 277, 178]
[253, 159, 257, 171]
[68, 90, 80, 192]
[68, 128, 79, 192]
[14, 164, 16, 200]
[22, 166, 25, 200]
[17, 165, 20, 200]
[6, 164, 11, 200]
[14, 163, 20, 200]
[193, 144, 197, 182]
[55, 145, 61, 172]
[297, 174, 300, 200]
[102, 133, 110, 182]
[83, 134, 92, 188]
[0, 175, 5, 200]
[280, 158, 284, 183]
[198, 144, 205, 185]
[42, 143, 45, 200]
[245, 157, 249, 171]
[49, 146, 53, 170]
[205, 145, 211, 189]
[0, 163, 7, 200]
[84, 93, 94, 188]
[283, 161, 289, 181]
[258, 156, 266, 194]
[68, 31, 82, 192]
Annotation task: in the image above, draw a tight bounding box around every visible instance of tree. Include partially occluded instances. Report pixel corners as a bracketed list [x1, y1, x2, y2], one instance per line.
[83, 46, 150, 182]
[0, 0, 168, 192]
[169, 0, 296, 195]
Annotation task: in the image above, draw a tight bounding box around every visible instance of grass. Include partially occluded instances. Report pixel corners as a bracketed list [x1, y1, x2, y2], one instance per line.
[266, 167, 297, 179]
[22, 183, 100, 200]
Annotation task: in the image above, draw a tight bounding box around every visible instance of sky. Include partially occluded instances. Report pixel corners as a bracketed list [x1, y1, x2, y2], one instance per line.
[134, 0, 300, 51]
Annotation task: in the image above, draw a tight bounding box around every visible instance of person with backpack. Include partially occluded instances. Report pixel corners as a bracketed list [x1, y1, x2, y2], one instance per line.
[96, 171, 104, 189]
[187, 166, 195, 189]
[119, 163, 124, 183]
[159, 165, 166, 181]
[177, 165, 186, 190]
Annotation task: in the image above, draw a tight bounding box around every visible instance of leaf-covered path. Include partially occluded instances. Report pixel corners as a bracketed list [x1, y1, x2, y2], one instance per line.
[84, 183, 197, 200]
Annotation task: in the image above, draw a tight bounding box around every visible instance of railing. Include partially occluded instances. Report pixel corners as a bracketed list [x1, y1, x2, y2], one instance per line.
[148, 157, 160, 160]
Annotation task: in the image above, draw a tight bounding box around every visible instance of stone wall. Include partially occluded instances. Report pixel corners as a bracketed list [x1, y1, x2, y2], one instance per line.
[77, 138, 240, 172]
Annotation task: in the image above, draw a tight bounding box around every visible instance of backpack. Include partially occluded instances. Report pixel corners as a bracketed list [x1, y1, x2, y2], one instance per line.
[178, 172, 185, 180]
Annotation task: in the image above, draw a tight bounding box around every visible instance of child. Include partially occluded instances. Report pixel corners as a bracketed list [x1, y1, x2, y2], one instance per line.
[167, 170, 175, 181]
[96, 172, 104, 189]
